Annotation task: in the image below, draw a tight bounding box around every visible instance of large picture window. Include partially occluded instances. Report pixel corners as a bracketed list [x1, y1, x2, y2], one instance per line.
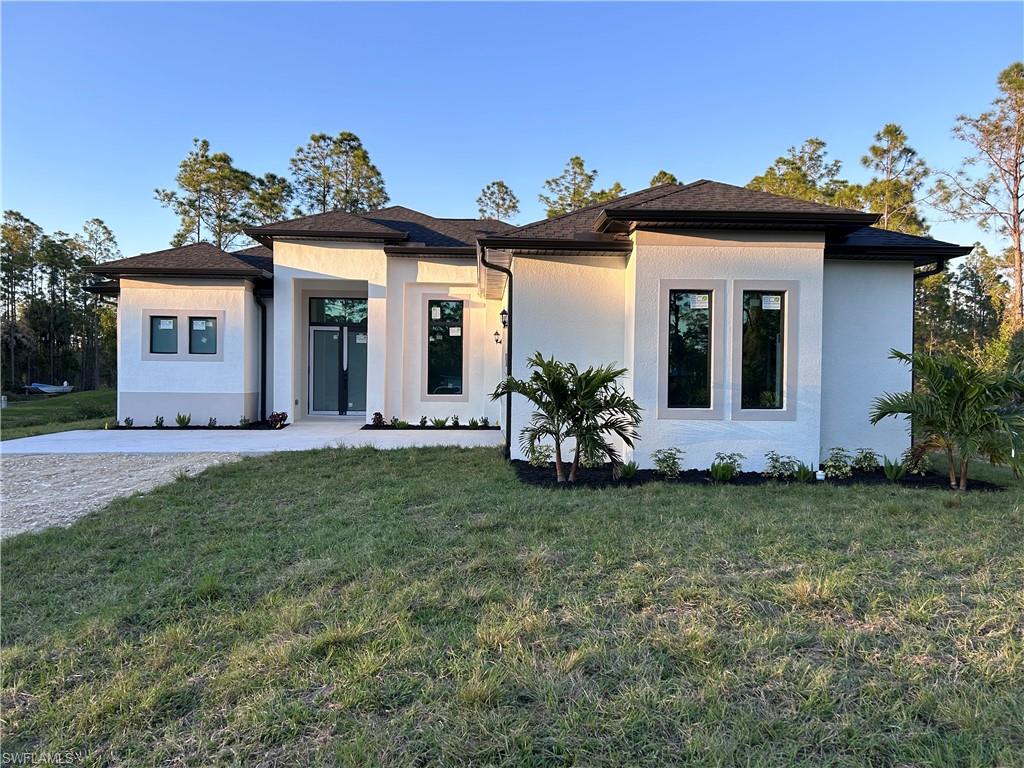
[426, 299, 464, 396]
[149, 316, 177, 354]
[667, 290, 712, 408]
[740, 290, 785, 409]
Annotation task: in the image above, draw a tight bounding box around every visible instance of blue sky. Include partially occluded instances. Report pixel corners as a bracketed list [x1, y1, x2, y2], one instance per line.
[2, 2, 1021, 258]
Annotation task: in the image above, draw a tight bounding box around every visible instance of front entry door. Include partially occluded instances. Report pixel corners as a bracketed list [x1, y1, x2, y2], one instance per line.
[309, 327, 367, 415]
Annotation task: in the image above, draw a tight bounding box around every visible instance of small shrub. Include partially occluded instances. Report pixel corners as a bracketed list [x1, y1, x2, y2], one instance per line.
[419, 416, 428, 427]
[393, 419, 409, 428]
[430, 416, 449, 428]
[390, 416, 401, 427]
[710, 452, 744, 484]
[579, 443, 606, 469]
[617, 460, 639, 481]
[852, 448, 880, 472]
[651, 447, 684, 478]
[468, 417, 480, 428]
[122, 416, 134, 428]
[175, 412, 192, 427]
[268, 411, 288, 429]
[207, 417, 217, 428]
[902, 446, 928, 476]
[371, 411, 385, 427]
[763, 450, 798, 480]
[451, 415, 460, 427]
[480, 416, 490, 427]
[154, 415, 165, 428]
[883, 455, 908, 483]
[794, 462, 816, 483]
[527, 444, 553, 468]
[823, 447, 853, 480]
[239, 416, 251, 427]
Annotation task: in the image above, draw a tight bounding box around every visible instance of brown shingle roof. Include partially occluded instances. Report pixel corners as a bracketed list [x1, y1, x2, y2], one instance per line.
[88, 242, 271, 277]
[246, 210, 406, 239]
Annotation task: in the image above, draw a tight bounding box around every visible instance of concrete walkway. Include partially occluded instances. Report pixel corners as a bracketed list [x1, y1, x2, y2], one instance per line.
[0, 420, 504, 455]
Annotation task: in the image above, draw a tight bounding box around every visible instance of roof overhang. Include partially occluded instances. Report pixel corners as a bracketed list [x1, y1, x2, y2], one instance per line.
[244, 228, 408, 248]
[824, 242, 973, 267]
[383, 246, 476, 258]
[86, 266, 271, 280]
[478, 236, 633, 257]
[85, 280, 120, 296]
[596, 208, 880, 234]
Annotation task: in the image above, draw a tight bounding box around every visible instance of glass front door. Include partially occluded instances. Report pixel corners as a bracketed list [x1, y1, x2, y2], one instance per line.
[309, 326, 367, 415]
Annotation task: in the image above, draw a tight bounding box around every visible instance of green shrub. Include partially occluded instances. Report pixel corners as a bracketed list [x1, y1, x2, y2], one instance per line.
[763, 450, 798, 480]
[617, 460, 639, 481]
[468, 417, 480, 428]
[122, 416, 134, 428]
[175, 412, 192, 427]
[154, 415, 164, 428]
[852, 448, 880, 472]
[239, 416, 251, 427]
[393, 419, 409, 428]
[430, 417, 449, 428]
[579, 443, 606, 469]
[651, 447, 684, 477]
[207, 417, 217, 428]
[371, 412, 385, 427]
[710, 452, 744, 484]
[823, 447, 853, 480]
[480, 416, 490, 427]
[794, 462, 816, 483]
[268, 412, 288, 429]
[883, 455, 908, 483]
[527, 444, 553, 468]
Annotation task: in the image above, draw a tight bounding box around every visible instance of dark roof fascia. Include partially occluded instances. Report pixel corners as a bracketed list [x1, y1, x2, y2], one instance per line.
[597, 208, 879, 232]
[478, 236, 633, 253]
[383, 246, 476, 258]
[87, 266, 269, 279]
[242, 228, 408, 244]
[85, 280, 120, 296]
[825, 243, 972, 259]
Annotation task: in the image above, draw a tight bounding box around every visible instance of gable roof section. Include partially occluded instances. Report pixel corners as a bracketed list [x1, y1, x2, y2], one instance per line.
[245, 209, 408, 245]
[88, 242, 273, 279]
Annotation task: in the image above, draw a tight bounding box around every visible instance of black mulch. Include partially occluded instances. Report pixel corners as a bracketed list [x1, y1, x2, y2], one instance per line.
[511, 461, 1008, 492]
[112, 422, 289, 431]
[361, 425, 500, 431]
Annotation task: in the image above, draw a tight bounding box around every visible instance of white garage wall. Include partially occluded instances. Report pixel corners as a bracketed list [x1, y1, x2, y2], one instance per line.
[820, 260, 914, 459]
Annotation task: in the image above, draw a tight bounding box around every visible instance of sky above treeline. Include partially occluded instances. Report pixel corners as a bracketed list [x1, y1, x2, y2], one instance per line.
[2, 1, 1021, 258]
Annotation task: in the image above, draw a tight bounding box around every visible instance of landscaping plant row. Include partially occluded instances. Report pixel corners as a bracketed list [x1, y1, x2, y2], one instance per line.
[107, 411, 289, 430]
[362, 412, 500, 430]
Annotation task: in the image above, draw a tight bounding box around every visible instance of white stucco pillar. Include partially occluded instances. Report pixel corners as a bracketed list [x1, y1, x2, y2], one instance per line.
[272, 273, 295, 421]
[365, 281, 387, 419]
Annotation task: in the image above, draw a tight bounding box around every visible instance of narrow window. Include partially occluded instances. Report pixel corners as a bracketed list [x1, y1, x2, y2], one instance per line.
[189, 317, 217, 354]
[667, 290, 712, 408]
[427, 299, 463, 395]
[150, 316, 177, 354]
[741, 290, 785, 409]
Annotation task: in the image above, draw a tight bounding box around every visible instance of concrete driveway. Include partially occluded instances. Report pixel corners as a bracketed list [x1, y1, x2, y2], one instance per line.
[0, 420, 504, 454]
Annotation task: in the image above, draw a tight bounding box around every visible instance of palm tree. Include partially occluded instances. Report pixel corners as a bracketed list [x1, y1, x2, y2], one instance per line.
[869, 349, 1024, 490]
[492, 353, 642, 483]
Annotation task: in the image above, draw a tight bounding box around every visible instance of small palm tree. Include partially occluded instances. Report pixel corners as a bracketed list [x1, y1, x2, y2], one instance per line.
[869, 349, 1024, 490]
[492, 352, 642, 483]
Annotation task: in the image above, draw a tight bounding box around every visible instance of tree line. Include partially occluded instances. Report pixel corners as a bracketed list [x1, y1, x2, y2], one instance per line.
[1, 215, 120, 392]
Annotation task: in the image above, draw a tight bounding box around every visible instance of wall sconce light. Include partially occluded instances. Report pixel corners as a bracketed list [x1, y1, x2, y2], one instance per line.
[499, 308, 509, 328]
[493, 331, 502, 345]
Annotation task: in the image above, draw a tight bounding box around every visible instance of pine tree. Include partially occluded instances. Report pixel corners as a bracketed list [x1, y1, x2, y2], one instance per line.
[290, 132, 388, 215]
[476, 180, 520, 221]
[539, 156, 624, 218]
[748, 138, 850, 204]
[650, 170, 679, 186]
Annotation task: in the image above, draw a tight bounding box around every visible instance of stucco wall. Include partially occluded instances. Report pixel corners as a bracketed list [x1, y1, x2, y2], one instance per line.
[630, 230, 825, 471]
[116, 277, 259, 424]
[509, 255, 627, 460]
[820, 260, 914, 459]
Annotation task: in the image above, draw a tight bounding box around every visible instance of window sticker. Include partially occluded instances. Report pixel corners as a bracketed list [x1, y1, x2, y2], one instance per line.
[762, 295, 782, 310]
[431, 306, 441, 320]
[356, 333, 367, 344]
[691, 294, 709, 310]
[159, 319, 174, 330]
[192, 320, 206, 330]
[449, 326, 462, 337]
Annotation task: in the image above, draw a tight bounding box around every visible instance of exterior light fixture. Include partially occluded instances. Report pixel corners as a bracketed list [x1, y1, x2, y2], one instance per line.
[499, 308, 508, 328]
[493, 331, 502, 345]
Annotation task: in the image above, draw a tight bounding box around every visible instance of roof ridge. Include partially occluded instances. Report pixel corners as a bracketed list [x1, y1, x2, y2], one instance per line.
[509, 183, 688, 235]
[607, 179, 707, 210]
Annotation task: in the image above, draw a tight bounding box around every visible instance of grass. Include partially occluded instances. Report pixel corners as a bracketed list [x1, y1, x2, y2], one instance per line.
[2, 447, 1023, 765]
[0, 389, 115, 440]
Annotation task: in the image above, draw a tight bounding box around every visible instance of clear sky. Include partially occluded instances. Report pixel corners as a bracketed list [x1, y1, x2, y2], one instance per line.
[2, 1, 1021, 258]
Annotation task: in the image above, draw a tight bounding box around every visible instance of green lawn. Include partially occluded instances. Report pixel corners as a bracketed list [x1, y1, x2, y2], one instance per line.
[0, 389, 115, 440]
[3, 448, 1023, 766]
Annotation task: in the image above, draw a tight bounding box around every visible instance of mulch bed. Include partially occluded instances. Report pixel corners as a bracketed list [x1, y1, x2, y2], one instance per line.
[512, 461, 1007, 492]
[361, 425, 500, 431]
[112, 422, 288, 431]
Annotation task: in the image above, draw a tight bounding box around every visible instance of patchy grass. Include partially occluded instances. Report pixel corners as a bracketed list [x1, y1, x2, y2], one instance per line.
[2, 447, 1023, 765]
[1, 389, 115, 440]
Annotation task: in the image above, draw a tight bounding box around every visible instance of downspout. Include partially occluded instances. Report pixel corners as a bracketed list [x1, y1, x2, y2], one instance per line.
[479, 244, 513, 460]
[254, 290, 268, 422]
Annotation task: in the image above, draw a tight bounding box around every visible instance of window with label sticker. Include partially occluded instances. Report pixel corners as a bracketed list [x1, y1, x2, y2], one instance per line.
[150, 316, 177, 354]
[427, 299, 463, 395]
[741, 291, 785, 409]
[189, 317, 216, 354]
[666, 290, 712, 408]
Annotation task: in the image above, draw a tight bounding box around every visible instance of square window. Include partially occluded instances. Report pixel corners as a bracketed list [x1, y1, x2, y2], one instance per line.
[150, 316, 177, 354]
[189, 317, 217, 354]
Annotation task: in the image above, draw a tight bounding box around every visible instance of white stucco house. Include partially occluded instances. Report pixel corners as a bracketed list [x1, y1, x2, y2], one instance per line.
[89, 180, 970, 470]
